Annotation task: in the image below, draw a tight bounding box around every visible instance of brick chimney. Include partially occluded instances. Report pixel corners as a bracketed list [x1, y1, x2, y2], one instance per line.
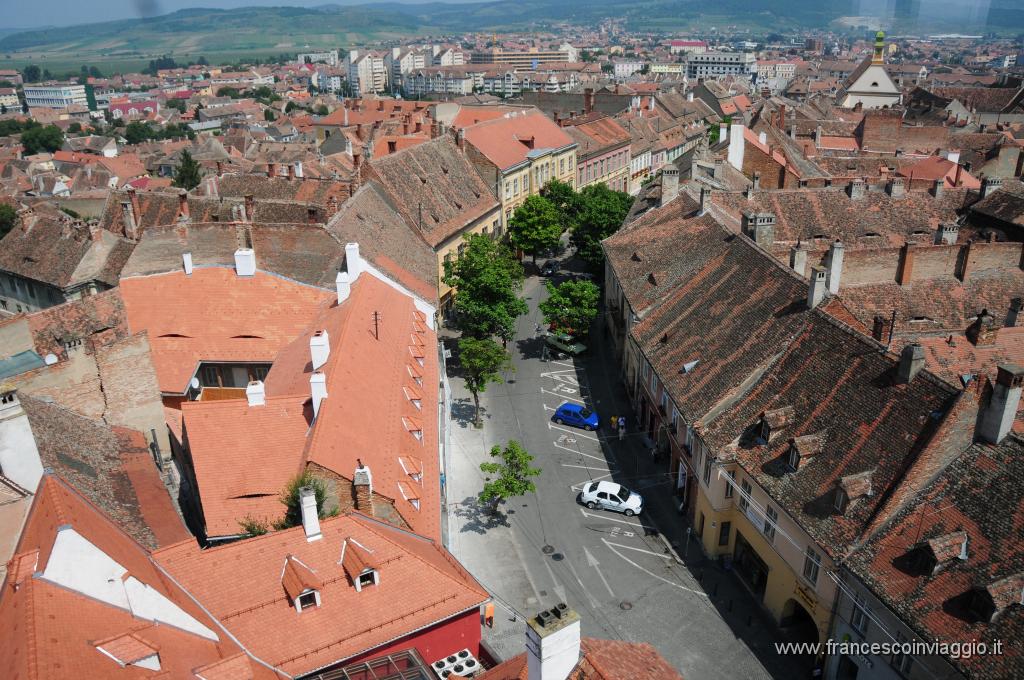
[872, 315, 886, 341]
[896, 242, 915, 286]
[246, 380, 265, 406]
[826, 240, 844, 294]
[896, 343, 925, 383]
[456, 127, 466, 151]
[527, 603, 581, 680]
[268, 162, 276, 177]
[698, 187, 710, 216]
[978, 365, 1024, 444]
[807, 266, 827, 308]
[353, 462, 373, 513]
[299, 486, 322, 542]
[177, 190, 190, 221]
[244, 194, 254, 223]
[310, 329, 330, 371]
[310, 370, 328, 418]
[583, 88, 594, 114]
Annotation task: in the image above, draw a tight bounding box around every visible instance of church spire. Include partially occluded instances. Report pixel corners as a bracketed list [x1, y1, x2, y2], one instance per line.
[872, 31, 886, 64]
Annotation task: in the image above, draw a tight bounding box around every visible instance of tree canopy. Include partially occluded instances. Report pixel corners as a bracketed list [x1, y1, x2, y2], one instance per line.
[0, 204, 17, 240]
[20, 124, 64, 155]
[276, 470, 337, 529]
[443, 233, 527, 343]
[479, 440, 541, 506]
[173, 149, 203, 191]
[458, 337, 511, 427]
[540, 279, 601, 337]
[570, 184, 632, 269]
[509, 194, 563, 263]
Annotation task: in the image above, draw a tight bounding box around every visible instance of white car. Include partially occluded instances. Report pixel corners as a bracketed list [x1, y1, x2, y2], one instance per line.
[580, 481, 643, 517]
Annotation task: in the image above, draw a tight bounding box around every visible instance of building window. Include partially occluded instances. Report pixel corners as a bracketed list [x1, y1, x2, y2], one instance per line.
[504, 181, 511, 199]
[763, 506, 778, 543]
[649, 373, 657, 394]
[890, 632, 914, 676]
[788, 444, 799, 471]
[724, 470, 735, 498]
[739, 479, 751, 512]
[513, 177, 519, 194]
[358, 571, 376, 589]
[803, 547, 821, 585]
[298, 591, 318, 610]
[702, 455, 712, 485]
[834, 488, 847, 514]
[850, 592, 870, 635]
[718, 521, 731, 546]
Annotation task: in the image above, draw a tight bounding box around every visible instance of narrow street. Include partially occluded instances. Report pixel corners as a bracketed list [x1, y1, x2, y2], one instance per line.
[443, 257, 799, 679]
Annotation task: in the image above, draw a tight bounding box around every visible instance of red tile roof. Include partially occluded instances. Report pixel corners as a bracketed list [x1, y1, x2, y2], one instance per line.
[898, 156, 981, 189]
[153, 513, 488, 677]
[120, 269, 334, 393]
[462, 109, 575, 171]
[281, 554, 324, 600]
[481, 638, 683, 680]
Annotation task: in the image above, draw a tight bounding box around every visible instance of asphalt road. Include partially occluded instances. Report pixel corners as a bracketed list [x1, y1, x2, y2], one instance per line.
[444, 261, 785, 679]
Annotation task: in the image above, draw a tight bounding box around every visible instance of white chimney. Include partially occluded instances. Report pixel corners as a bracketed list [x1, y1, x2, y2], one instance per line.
[310, 329, 330, 371]
[234, 248, 256, 276]
[826, 240, 844, 295]
[182, 252, 193, 275]
[979, 365, 1024, 444]
[526, 604, 581, 680]
[335, 271, 351, 304]
[946, 150, 960, 164]
[299, 486, 322, 542]
[293, 161, 304, 178]
[758, 131, 768, 146]
[719, 122, 727, 143]
[245, 380, 265, 406]
[807, 266, 827, 309]
[310, 371, 328, 419]
[686, 91, 694, 102]
[727, 124, 745, 170]
[345, 242, 361, 282]
[0, 390, 44, 493]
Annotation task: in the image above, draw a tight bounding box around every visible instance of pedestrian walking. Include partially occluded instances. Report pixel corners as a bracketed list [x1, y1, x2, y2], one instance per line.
[609, 415, 618, 432]
[618, 416, 626, 441]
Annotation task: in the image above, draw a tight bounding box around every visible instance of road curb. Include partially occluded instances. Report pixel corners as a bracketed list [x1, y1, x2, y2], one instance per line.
[655, 529, 686, 565]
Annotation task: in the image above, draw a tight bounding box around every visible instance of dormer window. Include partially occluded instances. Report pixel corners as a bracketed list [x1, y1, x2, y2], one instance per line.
[759, 406, 795, 443]
[833, 487, 847, 514]
[787, 444, 799, 471]
[298, 590, 319, 610]
[341, 538, 379, 592]
[282, 555, 323, 613]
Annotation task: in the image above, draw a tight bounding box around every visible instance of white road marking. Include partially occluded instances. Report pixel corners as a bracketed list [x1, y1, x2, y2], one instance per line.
[601, 539, 708, 597]
[584, 546, 616, 598]
[547, 360, 576, 368]
[561, 463, 614, 471]
[541, 558, 568, 604]
[579, 509, 643, 526]
[570, 472, 613, 491]
[563, 556, 600, 608]
[541, 368, 577, 377]
[543, 374, 580, 386]
[553, 441, 609, 462]
[603, 540, 673, 559]
[548, 422, 598, 440]
[542, 388, 585, 403]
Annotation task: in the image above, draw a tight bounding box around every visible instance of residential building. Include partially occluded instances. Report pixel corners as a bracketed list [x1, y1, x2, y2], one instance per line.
[669, 39, 708, 55]
[650, 62, 685, 76]
[563, 114, 631, 192]
[296, 50, 339, 67]
[686, 52, 756, 79]
[613, 60, 647, 79]
[23, 82, 87, 109]
[0, 88, 18, 109]
[471, 43, 578, 68]
[347, 50, 389, 94]
[459, 109, 577, 226]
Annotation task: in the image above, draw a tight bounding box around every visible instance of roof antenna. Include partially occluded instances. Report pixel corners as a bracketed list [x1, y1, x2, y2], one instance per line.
[372, 311, 381, 340]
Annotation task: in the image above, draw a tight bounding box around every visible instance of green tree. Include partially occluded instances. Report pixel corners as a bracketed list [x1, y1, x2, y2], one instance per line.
[0, 104, 6, 115]
[20, 124, 63, 154]
[458, 337, 511, 427]
[124, 121, 154, 145]
[479, 440, 541, 506]
[165, 98, 186, 113]
[264, 109, 277, 122]
[173, 149, 203, 190]
[23, 65, 41, 83]
[509, 195, 563, 264]
[541, 178, 581, 228]
[0, 204, 17, 239]
[67, 122, 82, 134]
[571, 184, 632, 269]
[314, 104, 329, 116]
[443, 233, 528, 343]
[539, 279, 600, 337]
[275, 470, 337, 530]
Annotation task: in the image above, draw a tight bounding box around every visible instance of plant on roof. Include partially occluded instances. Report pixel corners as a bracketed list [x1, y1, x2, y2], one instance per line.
[238, 515, 269, 537]
[540, 279, 600, 339]
[275, 470, 338, 530]
[457, 336, 511, 428]
[508, 194, 563, 265]
[479, 440, 540, 508]
[443, 232, 527, 345]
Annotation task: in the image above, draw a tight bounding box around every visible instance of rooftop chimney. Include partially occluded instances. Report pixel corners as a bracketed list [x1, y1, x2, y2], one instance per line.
[687, 90, 694, 102]
[936, 223, 958, 245]
[698, 187, 710, 216]
[848, 179, 866, 200]
[526, 603, 581, 680]
[807, 266, 827, 308]
[177, 190, 189, 221]
[206, 175, 219, 198]
[752, 171, 761, 191]
[244, 194, 254, 223]
[932, 178, 944, 198]
[789, 243, 807, 276]
[294, 161, 304, 178]
[182, 252, 193, 275]
[887, 176, 905, 198]
[814, 125, 822, 147]
[727, 123, 745, 170]
[966, 309, 997, 347]
[354, 462, 374, 513]
[1006, 298, 1022, 328]
[246, 380, 265, 406]
[978, 365, 1024, 444]
[583, 88, 594, 114]
[310, 330, 330, 371]
[335, 271, 351, 304]
[896, 343, 925, 383]
[758, 131, 768, 145]
[946, 150, 960, 165]
[310, 371, 327, 419]
[345, 242, 362, 282]
[660, 167, 679, 207]
[826, 240, 844, 294]
[0, 390, 44, 493]
[299, 486, 322, 542]
[234, 248, 256, 277]
[980, 176, 1003, 199]
[719, 122, 727, 143]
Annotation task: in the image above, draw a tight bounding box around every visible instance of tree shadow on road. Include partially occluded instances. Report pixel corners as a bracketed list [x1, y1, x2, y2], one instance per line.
[514, 334, 547, 361]
[452, 496, 512, 534]
[451, 397, 487, 429]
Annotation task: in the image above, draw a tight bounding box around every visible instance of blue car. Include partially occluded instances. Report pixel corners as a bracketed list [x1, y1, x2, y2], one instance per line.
[552, 403, 599, 431]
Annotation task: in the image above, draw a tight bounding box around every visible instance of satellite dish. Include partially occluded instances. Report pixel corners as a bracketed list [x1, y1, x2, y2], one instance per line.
[190, 377, 200, 390]
[44, 353, 58, 366]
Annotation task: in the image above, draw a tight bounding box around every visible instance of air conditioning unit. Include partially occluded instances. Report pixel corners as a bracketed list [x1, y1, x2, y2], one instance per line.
[431, 649, 481, 678]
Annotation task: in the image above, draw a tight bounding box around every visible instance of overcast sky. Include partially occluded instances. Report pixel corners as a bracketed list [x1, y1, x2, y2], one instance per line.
[5, 0, 466, 30]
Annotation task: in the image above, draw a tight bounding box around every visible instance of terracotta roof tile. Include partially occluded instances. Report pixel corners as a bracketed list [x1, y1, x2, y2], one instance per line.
[281, 555, 324, 600]
[462, 109, 575, 171]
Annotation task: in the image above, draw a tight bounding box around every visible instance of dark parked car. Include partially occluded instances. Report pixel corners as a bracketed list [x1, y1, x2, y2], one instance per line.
[540, 259, 559, 276]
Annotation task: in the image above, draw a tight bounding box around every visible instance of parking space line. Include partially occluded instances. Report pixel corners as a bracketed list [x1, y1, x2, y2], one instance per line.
[547, 360, 575, 368]
[560, 463, 614, 471]
[553, 441, 609, 462]
[542, 388, 584, 403]
[571, 472, 613, 491]
[579, 508, 643, 526]
[601, 538, 709, 597]
[548, 422, 598, 440]
[603, 540, 673, 560]
[563, 556, 600, 608]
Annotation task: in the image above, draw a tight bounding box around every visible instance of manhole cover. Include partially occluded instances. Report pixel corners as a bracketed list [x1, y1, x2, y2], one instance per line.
[551, 553, 564, 561]
[542, 545, 555, 554]
[619, 601, 633, 610]
[539, 590, 548, 597]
